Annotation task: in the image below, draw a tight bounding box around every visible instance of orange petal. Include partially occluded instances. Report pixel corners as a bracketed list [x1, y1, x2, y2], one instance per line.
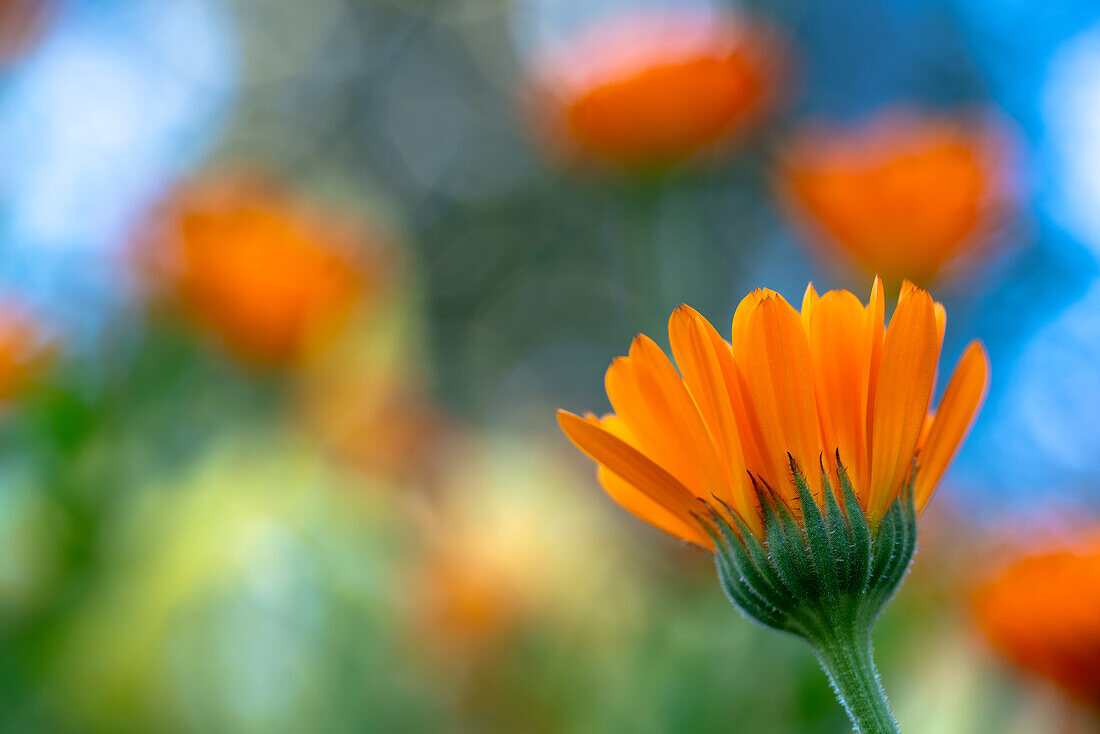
[557, 410, 709, 546]
[917, 412, 934, 451]
[930, 300, 948, 396]
[598, 467, 712, 547]
[594, 413, 715, 546]
[631, 335, 731, 494]
[801, 282, 820, 332]
[860, 275, 886, 505]
[605, 355, 698, 492]
[607, 336, 728, 500]
[729, 288, 785, 490]
[914, 341, 989, 511]
[933, 301, 947, 347]
[806, 289, 869, 494]
[696, 319, 769, 531]
[731, 288, 767, 354]
[868, 285, 940, 521]
[736, 293, 823, 505]
[668, 305, 758, 532]
[669, 306, 742, 486]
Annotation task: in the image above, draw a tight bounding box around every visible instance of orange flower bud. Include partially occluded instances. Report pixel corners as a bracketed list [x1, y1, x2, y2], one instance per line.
[136, 172, 375, 367]
[529, 7, 785, 170]
[0, 300, 52, 401]
[0, 0, 57, 68]
[777, 109, 1015, 286]
[973, 532, 1100, 709]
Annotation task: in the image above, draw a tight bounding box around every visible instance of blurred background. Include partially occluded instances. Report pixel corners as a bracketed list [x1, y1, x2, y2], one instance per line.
[0, 0, 1098, 732]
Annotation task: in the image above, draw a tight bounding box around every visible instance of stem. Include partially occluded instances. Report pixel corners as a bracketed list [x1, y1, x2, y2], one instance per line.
[810, 624, 899, 734]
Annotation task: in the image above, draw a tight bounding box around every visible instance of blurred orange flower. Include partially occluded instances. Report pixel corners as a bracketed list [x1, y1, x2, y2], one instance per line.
[0, 300, 52, 401]
[403, 439, 620, 658]
[973, 532, 1100, 709]
[408, 549, 520, 654]
[304, 367, 444, 485]
[0, 0, 57, 67]
[530, 7, 784, 170]
[559, 278, 988, 545]
[138, 174, 375, 367]
[777, 110, 1014, 286]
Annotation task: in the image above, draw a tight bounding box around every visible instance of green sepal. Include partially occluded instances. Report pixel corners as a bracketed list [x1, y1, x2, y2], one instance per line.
[707, 523, 787, 630]
[837, 456, 872, 595]
[761, 475, 825, 601]
[820, 458, 851, 591]
[867, 505, 897, 594]
[705, 501, 791, 612]
[708, 456, 918, 646]
[706, 455, 916, 734]
[752, 476, 807, 598]
[874, 476, 918, 608]
[791, 454, 837, 599]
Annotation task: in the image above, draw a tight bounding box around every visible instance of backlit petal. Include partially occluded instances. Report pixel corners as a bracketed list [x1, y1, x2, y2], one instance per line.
[914, 341, 989, 510]
[860, 275, 885, 507]
[731, 288, 767, 354]
[668, 305, 758, 531]
[597, 467, 711, 546]
[557, 410, 709, 546]
[801, 282, 820, 332]
[605, 355, 699, 492]
[807, 289, 868, 494]
[736, 293, 823, 505]
[868, 285, 939, 521]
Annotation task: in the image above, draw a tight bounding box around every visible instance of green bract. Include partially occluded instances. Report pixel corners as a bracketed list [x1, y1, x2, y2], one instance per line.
[700, 454, 917, 734]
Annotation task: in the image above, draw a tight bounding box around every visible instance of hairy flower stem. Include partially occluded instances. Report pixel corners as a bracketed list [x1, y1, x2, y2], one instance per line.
[809, 625, 898, 734]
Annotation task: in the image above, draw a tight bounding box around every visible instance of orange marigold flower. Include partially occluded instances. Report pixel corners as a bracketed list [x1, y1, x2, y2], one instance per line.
[558, 277, 989, 548]
[973, 533, 1100, 708]
[530, 7, 784, 169]
[409, 550, 521, 653]
[137, 174, 372, 367]
[304, 367, 445, 484]
[0, 300, 53, 401]
[0, 0, 57, 68]
[559, 278, 989, 731]
[403, 440, 619, 658]
[776, 110, 1014, 286]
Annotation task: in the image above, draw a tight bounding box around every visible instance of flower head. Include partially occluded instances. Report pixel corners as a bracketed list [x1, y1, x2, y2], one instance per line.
[559, 278, 988, 731]
[0, 300, 53, 402]
[973, 532, 1100, 708]
[137, 173, 372, 367]
[777, 110, 1014, 286]
[558, 278, 988, 547]
[0, 0, 58, 68]
[530, 7, 784, 170]
[404, 438, 626, 658]
[303, 365, 445, 484]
